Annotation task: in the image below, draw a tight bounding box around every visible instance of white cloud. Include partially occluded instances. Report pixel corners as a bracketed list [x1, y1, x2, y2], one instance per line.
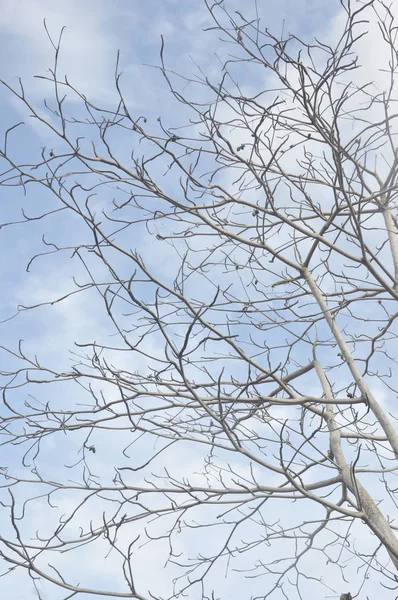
[0, 0, 118, 103]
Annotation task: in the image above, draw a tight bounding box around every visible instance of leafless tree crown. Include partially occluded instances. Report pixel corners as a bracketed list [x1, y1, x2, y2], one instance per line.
[0, 1, 398, 599]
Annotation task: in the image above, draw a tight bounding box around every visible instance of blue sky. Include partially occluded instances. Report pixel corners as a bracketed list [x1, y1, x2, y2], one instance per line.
[0, 1, 397, 599]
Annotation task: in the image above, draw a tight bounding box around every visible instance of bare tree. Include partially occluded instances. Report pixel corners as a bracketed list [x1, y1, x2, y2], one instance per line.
[0, 1, 398, 599]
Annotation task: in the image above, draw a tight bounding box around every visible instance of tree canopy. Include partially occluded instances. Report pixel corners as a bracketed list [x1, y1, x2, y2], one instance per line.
[0, 1, 398, 599]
